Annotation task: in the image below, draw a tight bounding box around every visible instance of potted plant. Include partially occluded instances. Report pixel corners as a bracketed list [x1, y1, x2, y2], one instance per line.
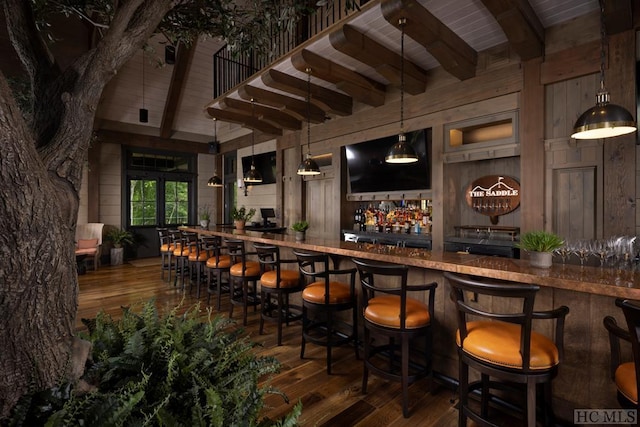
[291, 220, 309, 241]
[199, 204, 211, 229]
[231, 206, 256, 230]
[517, 230, 564, 268]
[105, 227, 135, 266]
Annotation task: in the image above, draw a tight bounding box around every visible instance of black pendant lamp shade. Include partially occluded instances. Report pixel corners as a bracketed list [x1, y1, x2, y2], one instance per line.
[571, 0, 636, 140]
[386, 17, 418, 164]
[244, 99, 263, 183]
[207, 118, 223, 187]
[571, 90, 636, 139]
[297, 68, 321, 176]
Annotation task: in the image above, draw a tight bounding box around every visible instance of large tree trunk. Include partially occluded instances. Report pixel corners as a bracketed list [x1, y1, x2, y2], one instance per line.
[0, 0, 173, 417]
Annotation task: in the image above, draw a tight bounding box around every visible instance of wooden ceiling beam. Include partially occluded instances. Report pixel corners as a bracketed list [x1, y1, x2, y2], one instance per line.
[206, 107, 283, 135]
[479, 0, 545, 61]
[237, 85, 326, 123]
[261, 69, 352, 116]
[160, 41, 197, 139]
[219, 97, 302, 130]
[381, 0, 477, 81]
[329, 24, 427, 94]
[96, 130, 209, 154]
[291, 49, 386, 107]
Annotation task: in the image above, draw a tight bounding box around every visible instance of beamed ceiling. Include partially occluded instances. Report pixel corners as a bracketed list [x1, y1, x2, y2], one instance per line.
[3, 0, 634, 149]
[202, 0, 634, 146]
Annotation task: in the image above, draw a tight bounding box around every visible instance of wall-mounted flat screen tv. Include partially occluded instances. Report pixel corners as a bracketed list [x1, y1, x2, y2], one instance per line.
[345, 128, 431, 194]
[241, 151, 277, 185]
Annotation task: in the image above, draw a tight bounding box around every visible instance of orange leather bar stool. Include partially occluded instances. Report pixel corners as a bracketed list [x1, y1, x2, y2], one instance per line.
[604, 299, 640, 410]
[187, 236, 211, 298]
[444, 272, 569, 427]
[204, 236, 231, 310]
[352, 258, 437, 418]
[173, 231, 198, 290]
[226, 239, 261, 326]
[254, 242, 302, 345]
[292, 249, 359, 374]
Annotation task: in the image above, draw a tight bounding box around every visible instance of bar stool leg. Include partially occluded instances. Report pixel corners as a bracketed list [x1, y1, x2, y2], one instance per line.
[459, 357, 468, 426]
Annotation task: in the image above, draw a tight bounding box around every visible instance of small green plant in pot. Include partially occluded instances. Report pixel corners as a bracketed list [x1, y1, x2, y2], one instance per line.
[231, 206, 256, 230]
[199, 204, 211, 228]
[291, 220, 309, 241]
[106, 228, 134, 265]
[517, 230, 564, 268]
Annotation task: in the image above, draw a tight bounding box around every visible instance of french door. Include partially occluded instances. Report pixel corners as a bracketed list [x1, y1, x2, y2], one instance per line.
[124, 149, 196, 258]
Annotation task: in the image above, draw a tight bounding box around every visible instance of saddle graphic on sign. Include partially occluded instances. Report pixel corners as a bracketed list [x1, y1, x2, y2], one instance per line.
[465, 175, 520, 224]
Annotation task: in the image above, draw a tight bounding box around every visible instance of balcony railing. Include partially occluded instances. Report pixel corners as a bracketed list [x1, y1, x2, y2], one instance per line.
[213, 0, 367, 98]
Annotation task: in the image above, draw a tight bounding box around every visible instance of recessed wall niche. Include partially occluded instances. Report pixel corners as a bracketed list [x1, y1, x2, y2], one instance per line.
[443, 110, 519, 163]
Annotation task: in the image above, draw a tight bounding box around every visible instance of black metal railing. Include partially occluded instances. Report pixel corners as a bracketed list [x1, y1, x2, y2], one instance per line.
[212, 0, 368, 98]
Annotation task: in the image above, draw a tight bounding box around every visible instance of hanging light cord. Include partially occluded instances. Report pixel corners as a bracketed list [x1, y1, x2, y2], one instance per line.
[251, 98, 256, 159]
[597, 0, 607, 95]
[399, 17, 405, 134]
[306, 68, 312, 157]
[141, 53, 145, 109]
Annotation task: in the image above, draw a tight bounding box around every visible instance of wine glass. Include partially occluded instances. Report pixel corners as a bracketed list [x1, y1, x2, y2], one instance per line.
[554, 241, 572, 265]
[572, 239, 591, 267]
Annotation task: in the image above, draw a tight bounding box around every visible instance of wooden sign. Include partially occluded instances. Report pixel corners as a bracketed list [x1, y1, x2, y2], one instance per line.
[465, 175, 520, 224]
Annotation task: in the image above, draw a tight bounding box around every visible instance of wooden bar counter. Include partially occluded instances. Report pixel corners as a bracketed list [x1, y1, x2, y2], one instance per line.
[185, 226, 638, 416]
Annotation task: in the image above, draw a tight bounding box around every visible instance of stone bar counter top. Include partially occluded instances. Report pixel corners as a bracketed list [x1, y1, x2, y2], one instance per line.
[184, 227, 640, 300]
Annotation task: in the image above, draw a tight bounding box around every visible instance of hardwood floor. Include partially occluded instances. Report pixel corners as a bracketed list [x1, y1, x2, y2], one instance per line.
[77, 259, 460, 426]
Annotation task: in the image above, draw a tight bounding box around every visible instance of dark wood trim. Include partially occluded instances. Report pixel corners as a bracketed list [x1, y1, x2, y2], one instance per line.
[95, 130, 210, 154]
[520, 57, 544, 232]
[160, 41, 197, 139]
[603, 30, 636, 236]
[540, 40, 601, 85]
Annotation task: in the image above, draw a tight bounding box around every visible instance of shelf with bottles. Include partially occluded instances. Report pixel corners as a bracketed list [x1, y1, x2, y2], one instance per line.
[352, 199, 432, 235]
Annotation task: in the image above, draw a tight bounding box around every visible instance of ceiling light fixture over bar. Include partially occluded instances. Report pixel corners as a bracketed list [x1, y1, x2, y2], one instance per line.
[243, 99, 263, 183]
[297, 67, 321, 176]
[571, 0, 636, 140]
[386, 17, 418, 164]
[207, 118, 223, 187]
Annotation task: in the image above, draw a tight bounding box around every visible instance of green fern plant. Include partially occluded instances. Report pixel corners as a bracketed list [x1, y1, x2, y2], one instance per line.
[7, 300, 301, 426]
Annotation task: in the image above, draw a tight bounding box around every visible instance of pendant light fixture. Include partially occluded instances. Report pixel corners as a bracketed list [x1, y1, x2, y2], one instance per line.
[243, 98, 263, 183]
[207, 118, 222, 187]
[139, 50, 148, 123]
[297, 67, 321, 176]
[571, 0, 636, 140]
[386, 17, 418, 164]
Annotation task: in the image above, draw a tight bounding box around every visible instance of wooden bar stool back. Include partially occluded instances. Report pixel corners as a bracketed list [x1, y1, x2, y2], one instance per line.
[226, 239, 261, 326]
[187, 236, 212, 299]
[352, 258, 437, 418]
[165, 229, 182, 283]
[292, 250, 359, 374]
[173, 231, 198, 290]
[604, 298, 640, 410]
[157, 228, 171, 280]
[254, 242, 303, 345]
[203, 236, 231, 310]
[444, 272, 569, 427]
